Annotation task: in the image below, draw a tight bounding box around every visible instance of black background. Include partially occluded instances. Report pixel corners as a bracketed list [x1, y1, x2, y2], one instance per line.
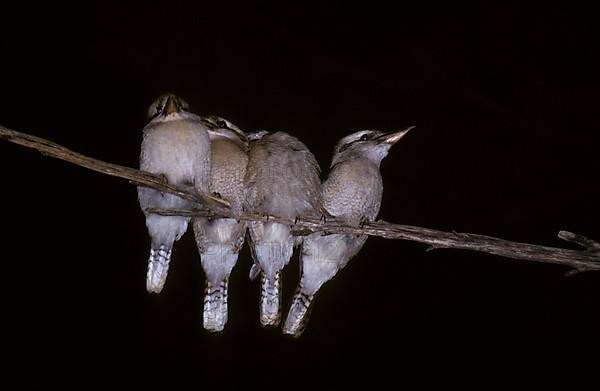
[1, 2, 599, 387]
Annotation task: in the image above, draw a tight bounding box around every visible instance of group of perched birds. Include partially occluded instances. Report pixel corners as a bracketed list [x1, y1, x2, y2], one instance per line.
[137, 93, 412, 337]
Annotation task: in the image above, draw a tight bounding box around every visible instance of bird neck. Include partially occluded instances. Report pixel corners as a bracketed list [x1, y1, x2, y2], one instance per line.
[331, 150, 384, 171]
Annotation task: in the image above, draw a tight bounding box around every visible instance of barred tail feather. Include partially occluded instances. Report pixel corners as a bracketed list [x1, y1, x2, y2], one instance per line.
[203, 280, 229, 332]
[146, 245, 172, 294]
[282, 289, 314, 337]
[260, 272, 281, 326]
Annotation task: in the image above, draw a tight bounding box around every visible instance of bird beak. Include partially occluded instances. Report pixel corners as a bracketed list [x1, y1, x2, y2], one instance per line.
[248, 130, 270, 141]
[380, 126, 415, 145]
[163, 96, 180, 116]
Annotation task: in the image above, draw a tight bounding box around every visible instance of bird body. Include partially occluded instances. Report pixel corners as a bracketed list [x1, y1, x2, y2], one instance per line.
[193, 117, 248, 332]
[245, 131, 321, 326]
[322, 158, 383, 226]
[138, 94, 211, 293]
[283, 127, 412, 336]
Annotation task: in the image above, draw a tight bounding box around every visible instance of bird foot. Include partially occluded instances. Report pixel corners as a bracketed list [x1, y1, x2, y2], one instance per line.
[359, 215, 371, 228]
[157, 173, 169, 184]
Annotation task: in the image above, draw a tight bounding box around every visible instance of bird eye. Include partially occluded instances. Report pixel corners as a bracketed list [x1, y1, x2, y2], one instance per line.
[359, 134, 369, 141]
[217, 119, 227, 128]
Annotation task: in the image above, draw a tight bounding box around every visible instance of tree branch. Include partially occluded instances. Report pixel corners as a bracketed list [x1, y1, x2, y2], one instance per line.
[2, 124, 599, 274]
[0, 125, 230, 212]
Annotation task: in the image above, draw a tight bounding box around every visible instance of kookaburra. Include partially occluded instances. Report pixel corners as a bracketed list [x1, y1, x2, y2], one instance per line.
[138, 94, 211, 293]
[244, 131, 321, 327]
[282, 127, 413, 337]
[193, 116, 248, 332]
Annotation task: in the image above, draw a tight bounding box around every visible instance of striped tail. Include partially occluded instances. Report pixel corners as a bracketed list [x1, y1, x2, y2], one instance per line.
[203, 280, 229, 332]
[146, 245, 172, 294]
[282, 289, 314, 337]
[260, 272, 281, 326]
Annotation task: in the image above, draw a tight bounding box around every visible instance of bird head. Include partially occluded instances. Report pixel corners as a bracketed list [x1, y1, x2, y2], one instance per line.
[331, 126, 414, 167]
[146, 93, 190, 121]
[201, 115, 248, 145]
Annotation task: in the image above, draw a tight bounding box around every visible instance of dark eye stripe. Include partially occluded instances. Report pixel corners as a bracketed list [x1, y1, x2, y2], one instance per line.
[339, 133, 371, 152]
[339, 139, 358, 153]
[337, 143, 348, 153]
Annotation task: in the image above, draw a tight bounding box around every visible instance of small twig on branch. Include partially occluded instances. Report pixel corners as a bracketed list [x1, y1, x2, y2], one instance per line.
[558, 230, 600, 251]
[1, 123, 599, 274]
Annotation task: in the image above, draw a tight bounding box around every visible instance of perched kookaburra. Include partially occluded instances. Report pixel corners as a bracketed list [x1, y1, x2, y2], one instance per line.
[283, 127, 413, 337]
[193, 116, 248, 332]
[138, 94, 211, 293]
[245, 131, 321, 326]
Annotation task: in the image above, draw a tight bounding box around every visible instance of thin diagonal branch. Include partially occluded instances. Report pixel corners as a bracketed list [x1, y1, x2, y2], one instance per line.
[0, 124, 230, 212]
[1, 124, 599, 274]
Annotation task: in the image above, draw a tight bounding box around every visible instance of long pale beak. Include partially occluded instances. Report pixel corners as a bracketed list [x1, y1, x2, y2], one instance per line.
[163, 95, 179, 116]
[380, 126, 415, 145]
